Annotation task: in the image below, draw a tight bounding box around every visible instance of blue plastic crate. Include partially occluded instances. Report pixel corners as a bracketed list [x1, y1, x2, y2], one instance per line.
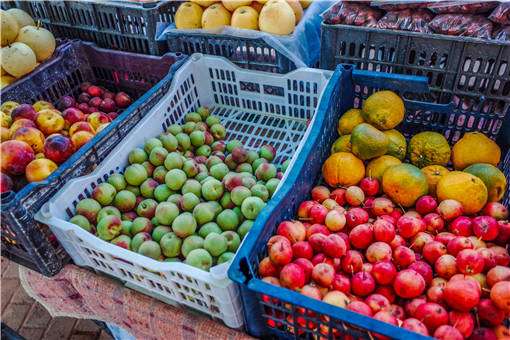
[1, 41, 186, 276]
[229, 64, 510, 339]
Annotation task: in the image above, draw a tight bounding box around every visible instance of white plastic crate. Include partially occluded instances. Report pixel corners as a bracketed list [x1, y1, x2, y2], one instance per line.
[35, 54, 331, 328]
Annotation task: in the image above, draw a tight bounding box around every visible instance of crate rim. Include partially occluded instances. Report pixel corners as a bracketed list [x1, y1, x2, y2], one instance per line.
[321, 22, 510, 46]
[0, 40, 187, 212]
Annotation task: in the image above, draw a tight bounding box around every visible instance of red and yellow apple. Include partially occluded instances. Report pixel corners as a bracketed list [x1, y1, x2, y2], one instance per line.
[35, 109, 65, 135]
[9, 118, 36, 138]
[25, 158, 58, 182]
[32, 100, 54, 112]
[69, 121, 95, 137]
[43, 134, 75, 163]
[71, 130, 94, 149]
[11, 104, 37, 121]
[12, 126, 45, 153]
[87, 112, 111, 130]
[1, 140, 35, 175]
[62, 107, 85, 127]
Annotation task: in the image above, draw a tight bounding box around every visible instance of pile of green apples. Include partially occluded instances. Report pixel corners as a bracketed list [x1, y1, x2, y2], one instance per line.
[68, 107, 289, 271]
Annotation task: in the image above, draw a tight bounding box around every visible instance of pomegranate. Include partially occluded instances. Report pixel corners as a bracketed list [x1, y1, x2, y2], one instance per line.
[435, 254, 458, 279]
[415, 302, 448, 333]
[397, 215, 425, 239]
[293, 258, 313, 283]
[393, 269, 425, 299]
[408, 261, 433, 286]
[329, 188, 346, 205]
[456, 249, 484, 274]
[392, 245, 416, 269]
[405, 296, 427, 317]
[292, 241, 313, 260]
[346, 300, 372, 317]
[431, 277, 448, 287]
[415, 195, 438, 215]
[472, 215, 499, 241]
[424, 213, 445, 233]
[331, 273, 351, 294]
[277, 221, 306, 243]
[490, 281, 510, 312]
[476, 247, 498, 272]
[365, 294, 390, 314]
[373, 218, 396, 243]
[487, 265, 510, 287]
[311, 185, 330, 203]
[478, 298, 505, 327]
[362, 262, 373, 273]
[433, 325, 463, 340]
[345, 207, 370, 228]
[448, 311, 474, 338]
[349, 223, 373, 249]
[341, 250, 364, 275]
[443, 277, 480, 312]
[366, 242, 392, 263]
[422, 241, 447, 264]
[371, 260, 396, 285]
[449, 216, 472, 236]
[345, 186, 364, 206]
[360, 177, 379, 196]
[371, 197, 394, 216]
[436, 199, 463, 221]
[300, 284, 322, 301]
[312, 263, 335, 288]
[401, 318, 429, 336]
[446, 236, 473, 256]
[279, 263, 305, 290]
[380, 214, 396, 224]
[409, 232, 434, 253]
[483, 202, 509, 220]
[351, 271, 375, 297]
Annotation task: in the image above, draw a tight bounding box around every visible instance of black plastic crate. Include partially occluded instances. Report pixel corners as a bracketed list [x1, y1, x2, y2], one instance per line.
[229, 64, 510, 339]
[166, 32, 295, 73]
[320, 24, 510, 134]
[1, 40, 186, 276]
[8, 0, 179, 55]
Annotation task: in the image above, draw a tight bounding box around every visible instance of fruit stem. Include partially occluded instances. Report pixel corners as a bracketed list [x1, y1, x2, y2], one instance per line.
[37, 20, 41, 30]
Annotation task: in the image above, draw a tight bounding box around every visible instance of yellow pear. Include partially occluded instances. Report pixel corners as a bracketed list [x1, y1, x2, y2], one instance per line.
[1, 42, 36, 78]
[202, 3, 231, 29]
[222, 0, 252, 12]
[7, 8, 35, 28]
[1, 10, 19, 46]
[231, 6, 259, 30]
[175, 2, 203, 29]
[190, 0, 217, 6]
[299, 0, 312, 9]
[16, 25, 56, 62]
[285, 0, 303, 24]
[259, 0, 295, 35]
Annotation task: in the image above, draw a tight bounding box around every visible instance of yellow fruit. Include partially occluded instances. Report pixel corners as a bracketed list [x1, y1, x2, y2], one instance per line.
[331, 135, 351, 154]
[1, 101, 20, 115]
[1, 127, 10, 142]
[1, 111, 12, 127]
[222, 0, 252, 12]
[383, 129, 406, 160]
[436, 171, 488, 214]
[175, 2, 203, 29]
[408, 131, 451, 168]
[15, 26, 56, 62]
[322, 152, 365, 188]
[337, 108, 364, 136]
[299, 0, 312, 8]
[1, 42, 37, 78]
[361, 90, 405, 130]
[464, 163, 506, 202]
[259, 0, 296, 35]
[382, 163, 428, 207]
[1, 10, 19, 46]
[366, 155, 401, 186]
[451, 132, 501, 170]
[231, 6, 259, 30]
[350, 123, 389, 160]
[190, 0, 217, 6]
[285, 0, 303, 24]
[6, 8, 35, 28]
[1, 75, 16, 89]
[202, 3, 231, 29]
[421, 165, 449, 197]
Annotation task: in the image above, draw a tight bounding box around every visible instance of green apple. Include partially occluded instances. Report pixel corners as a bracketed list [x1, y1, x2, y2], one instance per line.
[204, 233, 227, 256]
[160, 232, 182, 257]
[154, 184, 173, 202]
[138, 240, 161, 259]
[217, 252, 235, 264]
[179, 192, 200, 212]
[186, 249, 213, 271]
[165, 169, 187, 190]
[266, 178, 280, 197]
[193, 202, 216, 225]
[107, 173, 127, 191]
[155, 202, 179, 225]
[149, 146, 168, 167]
[221, 231, 241, 252]
[230, 186, 251, 206]
[198, 222, 222, 238]
[181, 235, 204, 257]
[164, 152, 184, 170]
[210, 163, 229, 180]
[167, 124, 182, 135]
[172, 212, 197, 238]
[128, 147, 148, 164]
[144, 138, 163, 154]
[241, 196, 265, 219]
[152, 225, 171, 242]
[216, 209, 239, 231]
[182, 179, 201, 197]
[69, 215, 91, 232]
[237, 220, 253, 239]
[124, 164, 148, 186]
[250, 183, 269, 202]
[201, 178, 224, 201]
[159, 133, 178, 152]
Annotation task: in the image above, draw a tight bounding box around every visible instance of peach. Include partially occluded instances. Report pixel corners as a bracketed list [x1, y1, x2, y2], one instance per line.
[32, 100, 54, 112]
[1, 112, 12, 128]
[62, 108, 85, 127]
[9, 118, 36, 138]
[25, 158, 58, 182]
[35, 109, 65, 135]
[69, 121, 95, 137]
[43, 134, 75, 163]
[1, 140, 35, 175]
[1, 101, 20, 115]
[87, 112, 111, 130]
[1, 127, 10, 141]
[12, 127, 45, 153]
[11, 104, 37, 121]
[71, 130, 94, 149]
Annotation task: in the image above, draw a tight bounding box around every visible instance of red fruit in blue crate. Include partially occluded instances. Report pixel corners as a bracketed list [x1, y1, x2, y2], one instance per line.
[56, 96, 76, 111]
[103, 91, 115, 100]
[360, 177, 379, 196]
[80, 82, 92, 92]
[115, 92, 131, 108]
[62, 108, 85, 126]
[99, 98, 116, 113]
[78, 92, 91, 103]
[11, 104, 37, 122]
[89, 97, 102, 108]
[280, 263, 305, 291]
[87, 85, 103, 98]
[107, 112, 119, 121]
[393, 269, 425, 299]
[0, 173, 13, 193]
[43, 134, 75, 164]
